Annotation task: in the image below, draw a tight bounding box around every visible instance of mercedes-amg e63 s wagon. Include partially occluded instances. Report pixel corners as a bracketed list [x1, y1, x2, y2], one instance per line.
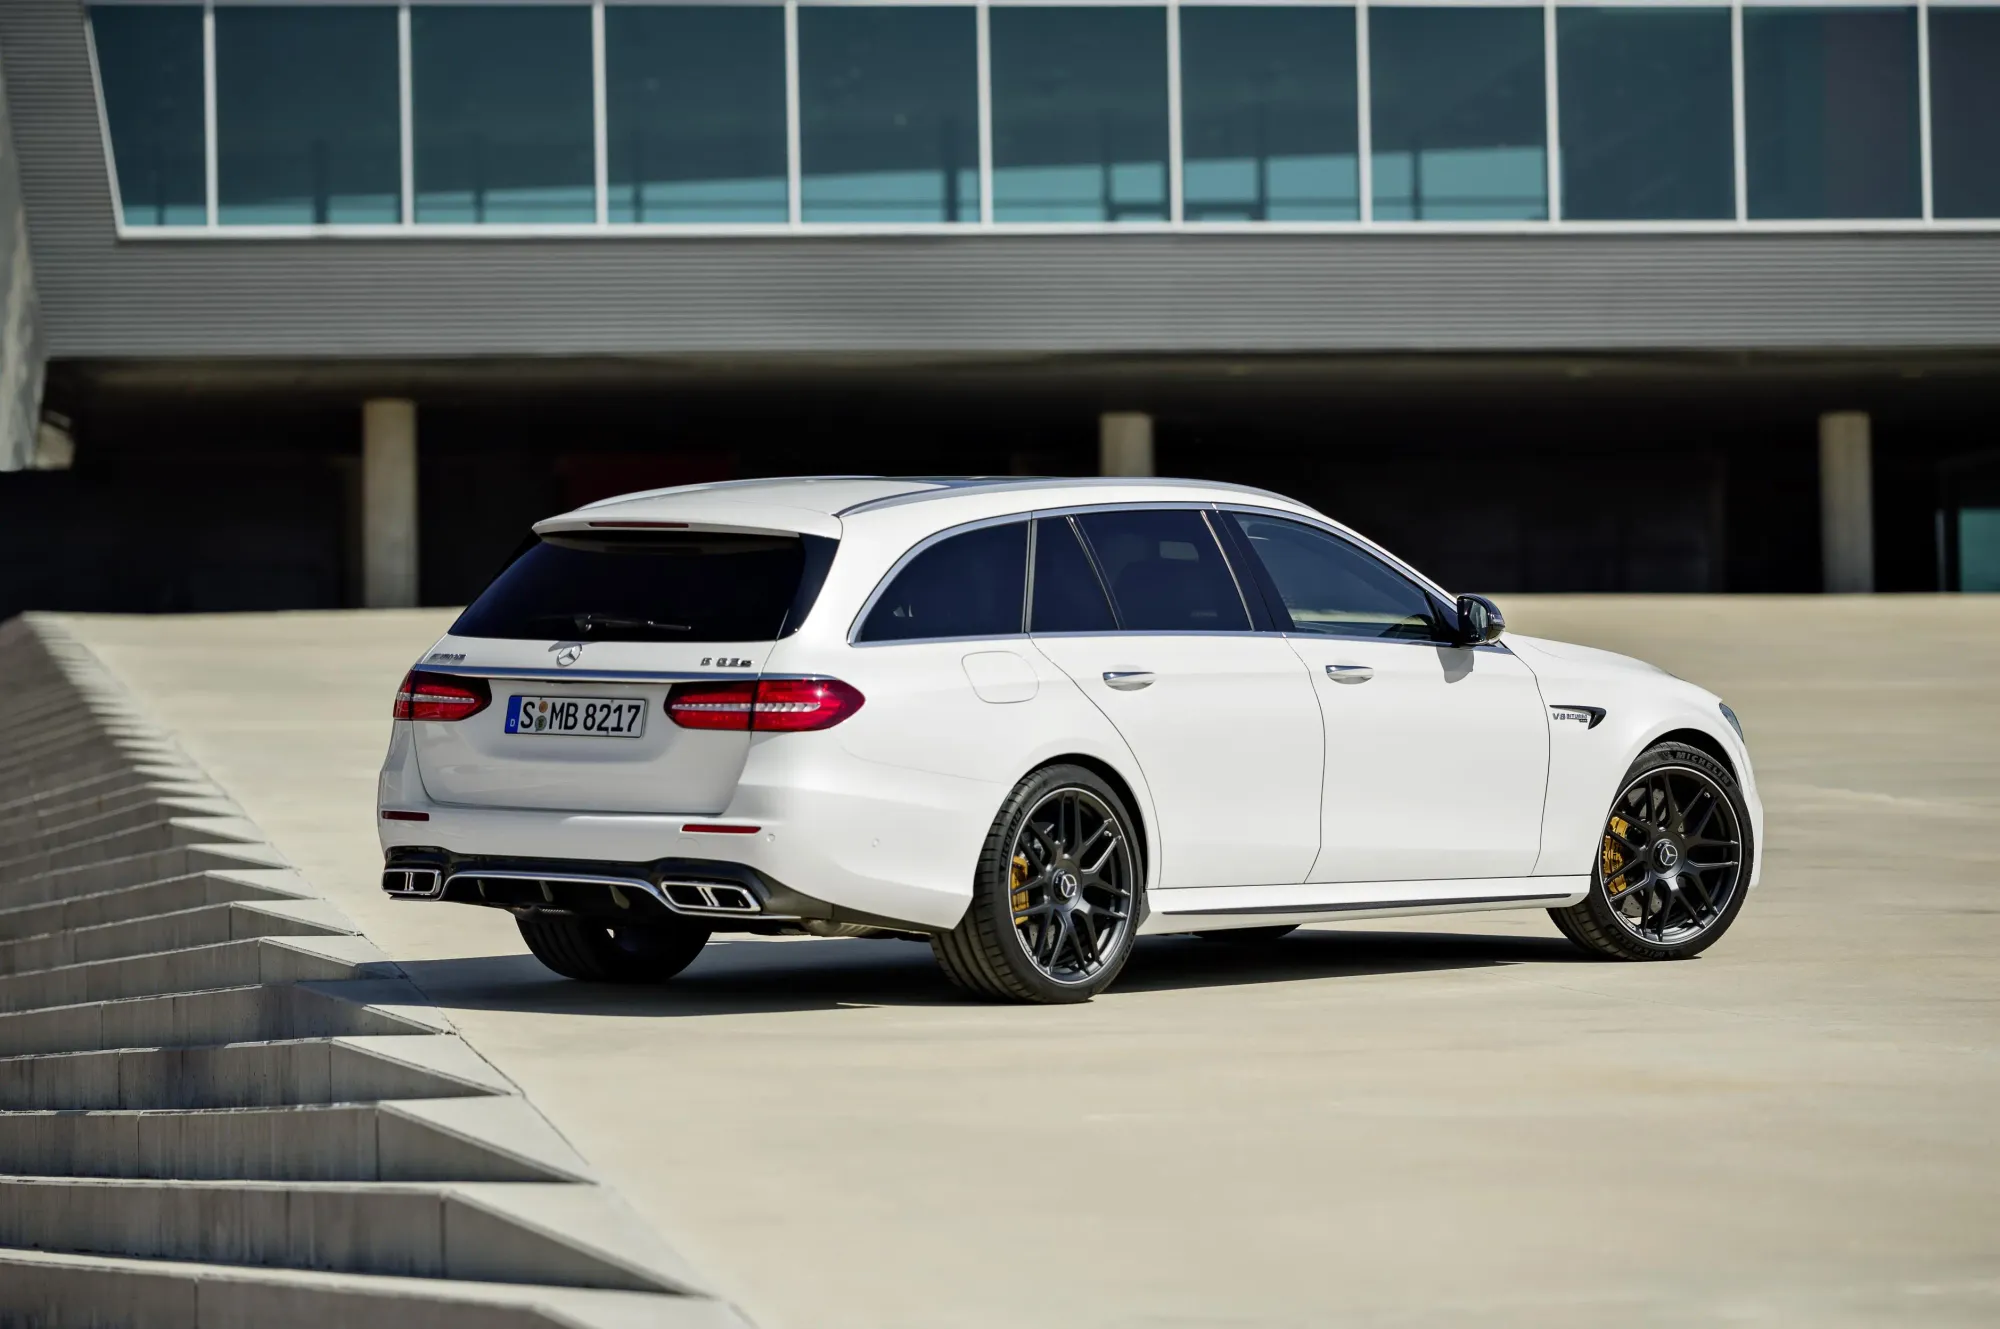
[379, 477, 1761, 1003]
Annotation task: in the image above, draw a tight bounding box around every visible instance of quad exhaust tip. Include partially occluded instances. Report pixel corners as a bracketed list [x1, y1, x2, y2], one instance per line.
[662, 881, 761, 914]
[382, 867, 443, 899]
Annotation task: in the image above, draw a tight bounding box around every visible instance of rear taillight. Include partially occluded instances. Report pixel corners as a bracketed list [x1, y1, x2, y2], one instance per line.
[393, 670, 491, 722]
[666, 678, 864, 732]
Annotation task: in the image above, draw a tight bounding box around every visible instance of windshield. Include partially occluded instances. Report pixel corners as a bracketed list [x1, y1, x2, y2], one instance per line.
[451, 530, 832, 643]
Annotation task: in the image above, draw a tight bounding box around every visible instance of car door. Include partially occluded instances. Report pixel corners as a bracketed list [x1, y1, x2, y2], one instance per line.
[1221, 510, 1550, 885]
[1027, 508, 1323, 890]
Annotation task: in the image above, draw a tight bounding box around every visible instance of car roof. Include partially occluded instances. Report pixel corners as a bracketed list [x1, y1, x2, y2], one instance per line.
[562, 475, 1304, 524]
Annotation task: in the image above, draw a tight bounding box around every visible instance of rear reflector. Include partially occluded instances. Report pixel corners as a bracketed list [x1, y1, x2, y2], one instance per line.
[393, 670, 492, 722]
[666, 678, 864, 732]
[381, 810, 431, 822]
[682, 822, 761, 835]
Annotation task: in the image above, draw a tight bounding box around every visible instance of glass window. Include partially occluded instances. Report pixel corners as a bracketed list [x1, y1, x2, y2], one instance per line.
[800, 7, 979, 223]
[1929, 9, 2000, 220]
[1180, 6, 1358, 222]
[1075, 510, 1249, 632]
[860, 522, 1028, 642]
[1368, 7, 1547, 221]
[1556, 8, 1734, 221]
[412, 6, 595, 224]
[990, 7, 1169, 222]
[215, 6, 400, 226]
[1030, 518, 1118, 633]
[91, 5, 206, 227]
[453, 532, 815, 643]
[1743, 8, 1920, 220]
[1231, 514, 1442, 641]
[606, 6, 788, 225]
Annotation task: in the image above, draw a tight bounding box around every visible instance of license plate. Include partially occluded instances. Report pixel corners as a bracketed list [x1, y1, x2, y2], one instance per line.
[504, 695, 647, 739]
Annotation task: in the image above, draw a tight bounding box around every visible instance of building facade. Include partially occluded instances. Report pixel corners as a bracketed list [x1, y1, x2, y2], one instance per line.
[3, 0, 1998, 615]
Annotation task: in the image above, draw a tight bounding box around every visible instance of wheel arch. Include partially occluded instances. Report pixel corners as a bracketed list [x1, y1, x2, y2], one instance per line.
[1646, 726, 1738, 781]
[1032, 752, 1153, 891]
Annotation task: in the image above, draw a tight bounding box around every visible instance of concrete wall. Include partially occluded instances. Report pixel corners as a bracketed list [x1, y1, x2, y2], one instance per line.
[0, 39, 45, 471]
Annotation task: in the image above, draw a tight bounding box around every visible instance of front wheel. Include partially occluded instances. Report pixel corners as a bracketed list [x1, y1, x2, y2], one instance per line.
[931, 765, 1144, 1004]
[517, 913, 711, 983]
[1550, 742, 1753, 961]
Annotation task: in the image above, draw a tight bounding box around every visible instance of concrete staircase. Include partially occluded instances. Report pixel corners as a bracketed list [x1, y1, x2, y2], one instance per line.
[0, 616, 750, 1328]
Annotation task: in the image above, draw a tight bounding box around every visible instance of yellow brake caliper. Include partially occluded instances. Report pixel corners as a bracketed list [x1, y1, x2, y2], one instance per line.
[1011, 854, 1032, 925]
[1602, 816, 1632, 895]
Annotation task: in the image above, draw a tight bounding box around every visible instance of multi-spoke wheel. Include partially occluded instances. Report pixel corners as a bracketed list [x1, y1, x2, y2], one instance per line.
[932, 764, 1142, 1003]
[1550, 742, 1753, 961]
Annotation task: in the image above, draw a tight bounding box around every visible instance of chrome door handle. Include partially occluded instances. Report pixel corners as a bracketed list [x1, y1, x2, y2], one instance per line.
[1325, 663, 1374, 684]
[1102, 671, 1156, 691]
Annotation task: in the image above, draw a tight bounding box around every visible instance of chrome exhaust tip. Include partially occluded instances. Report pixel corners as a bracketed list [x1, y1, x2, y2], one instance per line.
[660, 881, 762, 915]
[382, 867, 443, 899]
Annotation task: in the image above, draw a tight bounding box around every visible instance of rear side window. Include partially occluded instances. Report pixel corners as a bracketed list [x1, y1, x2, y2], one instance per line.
[1075, 509, 1251, 633]
[858, 521, 1028, 642]
[1029, 517, 1117, 633]
[452, 531, 826, 643]
[1230, 513, 1444, 641]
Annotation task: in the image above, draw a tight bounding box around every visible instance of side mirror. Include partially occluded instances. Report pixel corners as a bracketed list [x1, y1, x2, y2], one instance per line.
[1453, 594, 1505, 646]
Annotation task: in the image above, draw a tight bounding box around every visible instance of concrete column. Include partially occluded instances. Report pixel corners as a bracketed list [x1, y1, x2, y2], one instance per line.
[1099, 411, 1154, 477]
[362, 399, 419, 608]
[1818, 410, 1874, 594]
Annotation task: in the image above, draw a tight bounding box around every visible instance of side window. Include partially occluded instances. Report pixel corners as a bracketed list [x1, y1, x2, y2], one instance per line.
[1029, 517, 1117, 633]
[857, 520, 1028, 642]
[1230, 513, 1443, 641]
[1074, 509, 1251, 633]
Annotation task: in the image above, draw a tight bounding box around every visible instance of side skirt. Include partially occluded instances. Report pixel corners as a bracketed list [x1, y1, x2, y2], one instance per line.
[1140, 876, 1590, 935]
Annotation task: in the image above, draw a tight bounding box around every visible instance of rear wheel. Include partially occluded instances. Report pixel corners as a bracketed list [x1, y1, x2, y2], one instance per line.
[1193, 924, 1299, 944]
[517, 913, 712, 983]
[1550, 742, 1752, 961]
[932, 764, 1143, 1004]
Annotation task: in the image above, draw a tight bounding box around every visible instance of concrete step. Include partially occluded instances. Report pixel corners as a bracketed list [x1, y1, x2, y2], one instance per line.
[0, 840, 290, 911]
[0, 1096, 588, 1183]
[0, 816, 269, 886]
[0, 899, 354, 975]
[0, 1248, 752, 1329]
[0, 784, 207, 843]
[0, 1033, 511, 1110]
[0, 869, 306, 943]
[0, 932, 395, 1014]
[0, 981, 440, 1057]
[0, 1177, 699, 1294]
[0, 794, 243, 858]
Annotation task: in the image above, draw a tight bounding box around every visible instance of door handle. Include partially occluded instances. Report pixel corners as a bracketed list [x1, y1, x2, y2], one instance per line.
[1324, 663, 1374, 684]
[1102, 670, 1155, 691]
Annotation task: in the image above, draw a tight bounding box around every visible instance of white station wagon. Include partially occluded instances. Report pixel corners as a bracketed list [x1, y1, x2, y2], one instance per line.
[379, 477, 1761, 1003]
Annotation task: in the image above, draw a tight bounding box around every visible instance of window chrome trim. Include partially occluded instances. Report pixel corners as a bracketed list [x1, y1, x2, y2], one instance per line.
[846, 511, 1032, 646]
[1217, 503, 1457, 607]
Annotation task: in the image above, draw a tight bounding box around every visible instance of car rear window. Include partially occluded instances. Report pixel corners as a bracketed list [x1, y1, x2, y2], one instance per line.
[452, 530, 834, 643]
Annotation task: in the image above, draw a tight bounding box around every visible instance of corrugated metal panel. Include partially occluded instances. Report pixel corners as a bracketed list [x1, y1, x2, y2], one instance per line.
[6, 0, 2000, 363]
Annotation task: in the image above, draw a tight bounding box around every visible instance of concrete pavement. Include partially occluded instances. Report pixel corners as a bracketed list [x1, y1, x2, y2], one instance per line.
[60, 597, 2000, 1328]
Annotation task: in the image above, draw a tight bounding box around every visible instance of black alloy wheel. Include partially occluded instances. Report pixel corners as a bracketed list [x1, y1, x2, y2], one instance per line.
[1551, 742, 1753, 961]
[932, 764, 1143, 1003]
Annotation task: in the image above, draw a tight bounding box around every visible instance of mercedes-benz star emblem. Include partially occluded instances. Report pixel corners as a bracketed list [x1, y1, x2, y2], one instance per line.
[553, 643, 583, 668]
[1055, 870, 1080, 900]
[1654, 841, 1681, 871]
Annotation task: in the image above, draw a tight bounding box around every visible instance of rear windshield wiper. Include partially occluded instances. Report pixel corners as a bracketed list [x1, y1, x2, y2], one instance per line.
[532, 614, 693, 635]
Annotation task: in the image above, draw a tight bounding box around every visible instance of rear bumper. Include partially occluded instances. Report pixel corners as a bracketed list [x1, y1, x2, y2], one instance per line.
[378, 845, 917, 930]
[376, 768, 992, 932]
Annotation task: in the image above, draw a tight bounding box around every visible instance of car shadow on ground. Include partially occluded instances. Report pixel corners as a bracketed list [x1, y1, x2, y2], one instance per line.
[395, 926, 1594, 1019]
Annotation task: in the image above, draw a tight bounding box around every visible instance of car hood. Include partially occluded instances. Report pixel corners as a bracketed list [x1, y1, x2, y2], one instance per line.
[1505, 634, 1674, 680]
